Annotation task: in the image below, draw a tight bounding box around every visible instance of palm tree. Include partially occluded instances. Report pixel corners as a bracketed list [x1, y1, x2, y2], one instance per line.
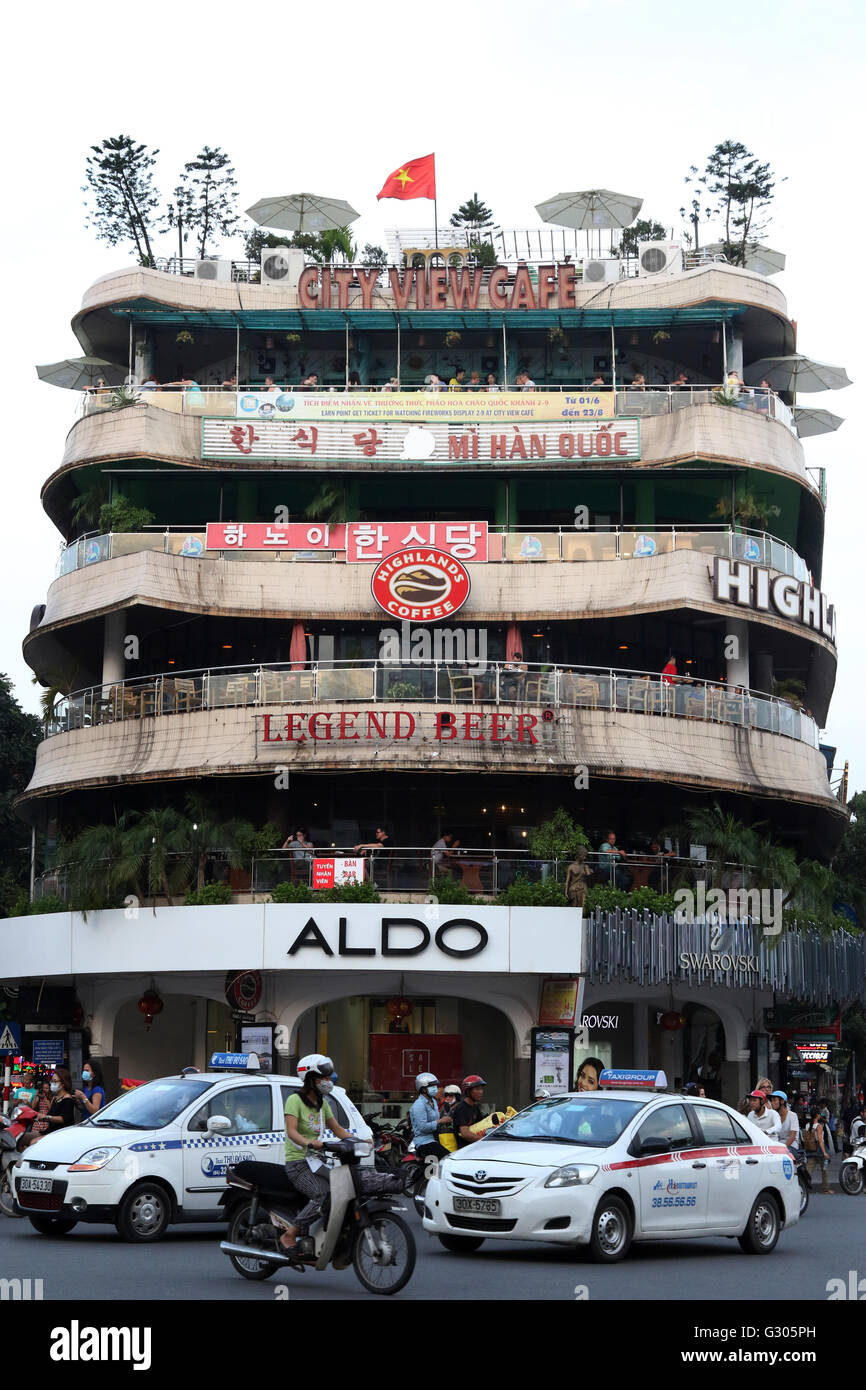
[67, 814, 146, 909]
[315, 227, 354, 264]
[126, 807, 187, 906]
[685, 803, 759, 888]
[32, 665, 83, 725]
[69, 475, 110, 533]
[179, 793, 256, 893]
[304, 482, 352, 524]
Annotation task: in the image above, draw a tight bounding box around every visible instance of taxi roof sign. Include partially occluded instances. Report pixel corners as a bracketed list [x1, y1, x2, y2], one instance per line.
[599, 1068, 667, 1091]
[209, 1052, 260, 1071]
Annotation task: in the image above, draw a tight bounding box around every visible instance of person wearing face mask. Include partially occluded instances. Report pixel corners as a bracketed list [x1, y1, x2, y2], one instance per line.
[74, 1058, 106, 1117]
[410, 1072, 450, 1164]
[279, 1054, 355, 1252]
[44, 1067, 77, 1130]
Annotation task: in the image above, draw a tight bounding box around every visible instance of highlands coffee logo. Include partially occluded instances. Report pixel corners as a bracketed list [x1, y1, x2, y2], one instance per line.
[371, 548, 471, 622]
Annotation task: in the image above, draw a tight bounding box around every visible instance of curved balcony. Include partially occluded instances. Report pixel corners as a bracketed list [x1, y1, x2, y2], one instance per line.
[41, 659, 820, 746]
[47, 390, 817, 510]
[22, 663, 841, 819]
[54, 522, 812, 582]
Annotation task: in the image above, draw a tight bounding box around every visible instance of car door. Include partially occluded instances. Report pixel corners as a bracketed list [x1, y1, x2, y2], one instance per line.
[631, 1102, 709, 1233]
[690, 1104, 760, 1231]
[182, 1082, 280, 1212]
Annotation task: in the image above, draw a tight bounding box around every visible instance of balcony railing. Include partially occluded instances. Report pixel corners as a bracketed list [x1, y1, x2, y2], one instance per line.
[77, 382, 796, 434]
[33, 850, 784, 906]
[42, 659, 821, 750]
[55, 523, 812, 585]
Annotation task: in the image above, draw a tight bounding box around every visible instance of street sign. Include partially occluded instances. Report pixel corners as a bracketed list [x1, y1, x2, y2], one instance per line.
[0, 1022, 22, 1054]
[31, 1038, 64, 1067]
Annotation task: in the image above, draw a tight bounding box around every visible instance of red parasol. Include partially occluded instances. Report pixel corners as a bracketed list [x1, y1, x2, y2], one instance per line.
[506, 623, 523, 662]
[289, 621, 307, 671]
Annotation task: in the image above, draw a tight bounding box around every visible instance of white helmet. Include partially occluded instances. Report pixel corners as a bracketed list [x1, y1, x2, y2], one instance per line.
[416, 1071, 438, 1090]
[297, 1053, 334, 1082]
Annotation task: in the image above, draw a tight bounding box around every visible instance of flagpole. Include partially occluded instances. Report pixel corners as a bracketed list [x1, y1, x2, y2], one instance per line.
[433, 154, 438, 250]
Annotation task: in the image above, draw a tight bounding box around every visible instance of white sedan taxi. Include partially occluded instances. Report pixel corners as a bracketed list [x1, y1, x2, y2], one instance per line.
[14, 1053, 370, 1242]
[422, 1070, 799, 1262]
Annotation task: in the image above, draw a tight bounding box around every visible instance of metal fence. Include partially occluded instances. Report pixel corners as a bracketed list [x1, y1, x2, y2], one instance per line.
[44, 658, 821, 749]
[587, 911, 866, 1006]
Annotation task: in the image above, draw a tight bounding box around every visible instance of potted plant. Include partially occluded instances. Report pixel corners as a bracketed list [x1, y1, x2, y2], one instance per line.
[175, 330, 195, 347]
[714, 490, 780, 530]
[548, 326, 568, 347]
[285, 332, 301, 345]
[386, 679, 420, 700]
[444, 330, 462, 348]
[652, 329, 670, 345]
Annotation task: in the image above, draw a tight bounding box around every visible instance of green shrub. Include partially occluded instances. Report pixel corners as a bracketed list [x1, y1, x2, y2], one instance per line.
[495, 877, 568, 907]
[584, 884, 630, 913]
[271, 881, 313, 903]
[584, 884, 677, 915]
[315, 880, 381, 904]
[26, 894, 70, 915]
[385, 680, 421, 700]
[528, 808, 590, 862]
[97, 498, 156, 533]
[627, 886, 677, 915]
[426, 877, 485, 906]
[184, 883, 233, 906]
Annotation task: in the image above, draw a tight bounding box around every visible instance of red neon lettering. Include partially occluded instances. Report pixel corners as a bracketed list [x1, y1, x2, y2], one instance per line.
[262, 714, 285, 742]
[577, 434, 593, 458]
[366, 712, 389, 739]
[559, 433, 575, 458]
[489, 713, 512, 742]
[339, 711, 360, 740]
[463, 712, 486, 741]
[487, 267, 509, 309]
[435, 712, 457, 741]
[530, 434, 546, 458]
[536, 264, 557, 309]
[309, 713, 332, 740]
[613, 431, 628, 456]
[597, 431, 612, 456]
[449, 436, 469, 459]
[286, 713, 307, 742]
[298, 267, 319, 310]
[509, 265, 537, 310]
[394, 712, 416, 739]
[516, 714, 538, 744]
[429, 267, 448, 308]
[509, 434, 527, 460]
[332, 267, 353, 309]
[355, 267, 380, 310]
[448, 267, 483, 309]
[557, 264, 576, 308]
[321, 268, 331, 309]
[491, 436, 507, 458]
[388, 268, 415, 311]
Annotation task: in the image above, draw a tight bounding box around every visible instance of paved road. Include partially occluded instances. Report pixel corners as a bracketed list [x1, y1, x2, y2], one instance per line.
[2, 1175, 863, 1302]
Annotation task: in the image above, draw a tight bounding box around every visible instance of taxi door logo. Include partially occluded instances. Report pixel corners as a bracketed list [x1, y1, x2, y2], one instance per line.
[201, 1154, 233, 1178]
[371, 549, 471, 623]
[782, 1157, 793, 1180]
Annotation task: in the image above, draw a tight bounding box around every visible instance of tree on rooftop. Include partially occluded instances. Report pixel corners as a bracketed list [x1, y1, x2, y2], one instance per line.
[83, 135, 164, 268]
[687, 140, 781, 266]
[450, 192, 495, 234]
[618, 219, 668, 258]
[171, 146, 240, 260]
[0, 676, 40, 913]
[362, 243, 388, 267]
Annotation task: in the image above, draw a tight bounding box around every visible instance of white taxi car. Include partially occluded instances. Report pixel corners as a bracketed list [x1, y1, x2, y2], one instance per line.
[422, 1070, 799, 1262]
[13, 1054, 370, 1242]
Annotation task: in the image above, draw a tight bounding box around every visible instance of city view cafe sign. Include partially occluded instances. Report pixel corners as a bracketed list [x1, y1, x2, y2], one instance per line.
[296, 262, 588, 312]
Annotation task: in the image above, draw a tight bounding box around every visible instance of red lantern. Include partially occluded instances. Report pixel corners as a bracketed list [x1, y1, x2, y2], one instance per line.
[386, 997, 411, 1021]
[138, 990, 164, 1032]
[660, 1010, 686, 1031]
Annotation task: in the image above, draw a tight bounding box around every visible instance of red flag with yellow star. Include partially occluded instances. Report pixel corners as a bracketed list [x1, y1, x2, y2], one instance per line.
[377, 153, 436, 201]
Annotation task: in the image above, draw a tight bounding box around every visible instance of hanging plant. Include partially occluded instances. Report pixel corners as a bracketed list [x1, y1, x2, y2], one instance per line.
[175, 330, 195, 346]
[652, 329, 671, 345]
[444, 330, 462, 348]
[285, 332, 301, 344]
[548, 326, 568, 346]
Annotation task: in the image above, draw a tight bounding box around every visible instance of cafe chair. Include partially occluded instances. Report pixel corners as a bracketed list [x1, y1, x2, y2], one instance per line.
[447, 669, 476, 701]
[524, 670, 557, 704]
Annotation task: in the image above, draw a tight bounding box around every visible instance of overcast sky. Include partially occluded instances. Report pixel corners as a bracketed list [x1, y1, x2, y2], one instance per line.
[2, 0, 862, 797]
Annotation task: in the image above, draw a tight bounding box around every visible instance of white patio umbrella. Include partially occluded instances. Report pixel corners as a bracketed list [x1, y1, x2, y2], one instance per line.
[792, 407, 845, 438]
[536, 189, 644, 257]
[36, 356, 128, 390]
[744, 355, 852, 393]
[245, 193, 360, 234]
[704, 242, 786, 276]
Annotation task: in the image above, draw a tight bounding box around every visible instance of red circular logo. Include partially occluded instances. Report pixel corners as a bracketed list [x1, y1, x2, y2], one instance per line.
[370, 547, 472, 624]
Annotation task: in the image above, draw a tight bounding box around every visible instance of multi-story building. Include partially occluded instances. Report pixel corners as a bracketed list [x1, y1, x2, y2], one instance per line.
[5, 237, 860, 1105]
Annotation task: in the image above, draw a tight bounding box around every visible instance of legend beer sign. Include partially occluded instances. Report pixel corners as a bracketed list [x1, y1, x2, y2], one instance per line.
[713, 557, 836, 645]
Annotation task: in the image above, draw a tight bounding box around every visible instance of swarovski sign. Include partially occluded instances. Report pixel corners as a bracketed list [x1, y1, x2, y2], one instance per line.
[712, 557, 836, 645]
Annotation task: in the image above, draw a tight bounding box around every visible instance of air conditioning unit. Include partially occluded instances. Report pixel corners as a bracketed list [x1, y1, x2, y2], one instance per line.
[261, 247, 305, 289]
[194, 258, 233, 282]
[637, 242, 683, 277]
[581, 258, 620, 285]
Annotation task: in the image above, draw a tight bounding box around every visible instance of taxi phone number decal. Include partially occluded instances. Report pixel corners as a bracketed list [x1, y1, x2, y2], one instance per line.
[651, 1195, 697, 1209]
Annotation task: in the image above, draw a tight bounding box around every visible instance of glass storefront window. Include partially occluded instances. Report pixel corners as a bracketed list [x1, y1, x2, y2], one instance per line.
[369, 999, 436, 1035]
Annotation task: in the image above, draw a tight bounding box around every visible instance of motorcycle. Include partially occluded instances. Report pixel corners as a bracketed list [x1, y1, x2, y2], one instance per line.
[793, 1149, 811, 1215]
[363, 1111, 411, 1174]
[0, 1104, 37, 1217]
[219, 1138, 416, 1295]
[840, 1135, 866, 1196]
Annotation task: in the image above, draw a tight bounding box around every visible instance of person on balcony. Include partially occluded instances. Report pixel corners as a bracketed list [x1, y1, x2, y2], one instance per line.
[221, 372, 237, 390]
[485, 373, 500, 392]
[630, 372, 646, 390]
[448, 368, 466, 391]
[467, 370, 482, 390]
[431, 831, 459, 877]
[424, 373, 443, 392]
[282, 827, 314, 860]
[599, 830, 632, 890]
[672, 372, 690, 387]
[262, 376, 280, 394]
[590, 374, 607, 387]
[353, 825, 391, 857]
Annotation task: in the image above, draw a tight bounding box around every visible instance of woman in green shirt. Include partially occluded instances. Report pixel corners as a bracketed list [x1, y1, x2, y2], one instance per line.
[280, 1055, 354, 1251]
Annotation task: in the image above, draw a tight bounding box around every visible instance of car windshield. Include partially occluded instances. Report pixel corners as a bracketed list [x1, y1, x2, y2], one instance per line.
[87, 1078, 212, 1130]
[490, 1097, 646, 1147]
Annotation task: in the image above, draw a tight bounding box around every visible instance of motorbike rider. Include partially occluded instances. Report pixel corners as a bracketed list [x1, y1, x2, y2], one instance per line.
[747, 1088, 782, 1138]
[852, 1102, 866, 1147]
[769, 1090, 801, 1155]
[280, 1054, 356, 1252]
[451, 1075, 494, 1147]
[409, 1072, 450, 1165]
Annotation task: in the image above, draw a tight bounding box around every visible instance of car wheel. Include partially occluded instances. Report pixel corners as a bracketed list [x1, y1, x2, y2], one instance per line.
[589, 1195, 633, 1263]
[115, 1182, 172, 1242]
[840, 1165, 864, 1196]
[27, 1214, 78, 1236]
[738, 1192, 781, 1254]
[437, 1234, 485, 1253]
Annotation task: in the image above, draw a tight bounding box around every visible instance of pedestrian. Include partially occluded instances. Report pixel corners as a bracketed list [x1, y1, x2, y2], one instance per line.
[802, 1107, 834, 1194]
[409, 1072, 450, 1164]
[43, 1068, 77, 1131]
[74, 1058, 106, 1117]
[21, 1077, 54, 1147]
[13, 1068, 38, 1104]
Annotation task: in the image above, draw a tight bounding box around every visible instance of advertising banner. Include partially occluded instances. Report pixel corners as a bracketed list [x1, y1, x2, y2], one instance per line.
[205, 522, 345, 551]
[311, 858, 365, 889]
[204, 415, 637, 464]
[538, 979, 580, 1027]
[531, 1027, 575, 1096]
[233, 389, 613, 424]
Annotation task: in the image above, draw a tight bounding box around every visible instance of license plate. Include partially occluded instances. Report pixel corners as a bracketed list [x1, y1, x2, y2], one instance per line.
[19, 1177, 53, 1193]
[454, 1197, 500, 1215]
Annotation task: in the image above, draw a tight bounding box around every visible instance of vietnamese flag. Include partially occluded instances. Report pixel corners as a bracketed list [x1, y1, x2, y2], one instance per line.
[377, 153, 436, 201]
